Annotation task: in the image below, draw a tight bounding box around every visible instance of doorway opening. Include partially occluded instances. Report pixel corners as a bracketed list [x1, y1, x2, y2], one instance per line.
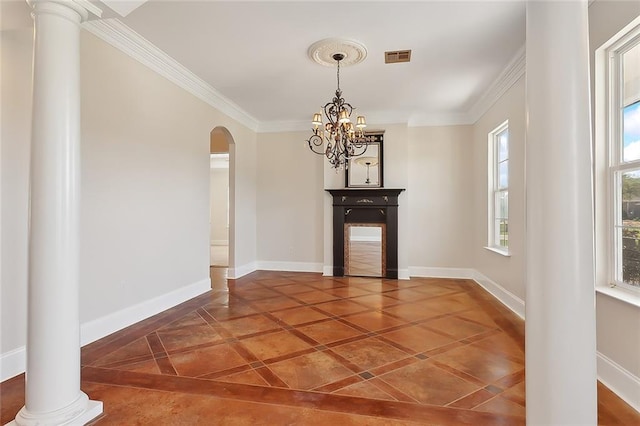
[210, 127, 235, 287]
[345, 223, 386, 277]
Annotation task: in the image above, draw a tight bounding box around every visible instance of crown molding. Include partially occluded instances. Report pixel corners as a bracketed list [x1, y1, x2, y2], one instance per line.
[467, 45, 526, 123]
[82, 18, 260, 132]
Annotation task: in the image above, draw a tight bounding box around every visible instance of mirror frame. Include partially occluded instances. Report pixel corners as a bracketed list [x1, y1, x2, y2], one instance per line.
[345, 132, 384, 188]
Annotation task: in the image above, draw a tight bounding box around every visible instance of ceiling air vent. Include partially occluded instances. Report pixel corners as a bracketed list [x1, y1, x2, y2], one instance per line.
[385, 50, 411, 64]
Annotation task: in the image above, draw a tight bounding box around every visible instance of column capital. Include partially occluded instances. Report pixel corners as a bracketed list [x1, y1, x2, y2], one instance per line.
[27, 0, 102, 23]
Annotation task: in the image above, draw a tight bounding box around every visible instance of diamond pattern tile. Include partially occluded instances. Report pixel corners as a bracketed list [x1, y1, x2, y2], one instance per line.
[1, 269, 632, 425]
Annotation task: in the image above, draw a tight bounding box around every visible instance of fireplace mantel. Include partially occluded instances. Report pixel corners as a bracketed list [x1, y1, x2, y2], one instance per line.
[326, 188, 405, 279]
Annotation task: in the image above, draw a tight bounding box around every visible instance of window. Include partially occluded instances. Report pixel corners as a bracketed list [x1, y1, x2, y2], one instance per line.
[606, 25, 640, 291]
[488, 121, 509, 253]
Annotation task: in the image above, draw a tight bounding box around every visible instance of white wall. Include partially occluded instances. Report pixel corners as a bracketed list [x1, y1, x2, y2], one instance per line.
[589, 0, 640, 407]
[256, 131, 323, 270]
[471, 77, 526, 306]
[1, 8, 32, 360]
[210, 167, 229, 244]
[408, 125, 474, 272]
[1, 7, 258, 380]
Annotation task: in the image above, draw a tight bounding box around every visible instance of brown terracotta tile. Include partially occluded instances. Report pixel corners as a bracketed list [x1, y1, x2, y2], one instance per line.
[271, 283, 318, 295]
[248, 295, 303, 312]
[384, 303, 448, 322]
[350, 294, 401, 309]
[114, 358, 161, 375]
[233, 287, 283, 301]
[501, 381, 525, 406]
[341, 311, 408, 332]
[157, 324, 224, 352]
[296, 320, 363, 345]
[204, 303, 257, 321]
[292, 291, 340, 304]
[216, 369, 269, 386]
[384, 288, 434, 302]
[380, 325, 455, 354]
[218, 314, 281, 337]
[268, 306, 330, 326]
[474, 395, 526, 417]
[447, 388, 495, 409]
[268, 351, 354, 390]
[323, 286, 373, 298]
[379, 360, 481, 406]
[239, 330, 313, 361]
[421, 315, 492, 340]
[330, 338, 411, 372]
[334, 380, 397, 401]
[169, 344, 246, 377]
[431, 344, 524, 383]
[314, 300, 371, 316]
[91, 337, 153, 367]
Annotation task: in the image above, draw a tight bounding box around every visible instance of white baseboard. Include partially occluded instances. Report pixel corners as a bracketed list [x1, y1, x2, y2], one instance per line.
[228, 262, 257, 279]
[0, 278, 211, 382]
[472, 270, 525, 319]
[323, 265, 333, 276]
[0, 346, 26, 382]
[256, 261, 323, 273]
[409, 266, 475, 279]
[597, 351, 640, 412]
[210, 240, 228, 246]
[397, 268, 410, 280]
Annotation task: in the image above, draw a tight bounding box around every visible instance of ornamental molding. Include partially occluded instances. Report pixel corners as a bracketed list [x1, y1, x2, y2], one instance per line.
[82, 18, 259, 131]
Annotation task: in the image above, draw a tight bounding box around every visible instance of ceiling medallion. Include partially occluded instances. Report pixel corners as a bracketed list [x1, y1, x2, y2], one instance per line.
[307, 38, 368, 67]
[306, 39, 368, 169]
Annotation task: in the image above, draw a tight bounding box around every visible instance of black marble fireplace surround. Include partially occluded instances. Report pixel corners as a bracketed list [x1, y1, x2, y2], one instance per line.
[327, 188, 405, 279]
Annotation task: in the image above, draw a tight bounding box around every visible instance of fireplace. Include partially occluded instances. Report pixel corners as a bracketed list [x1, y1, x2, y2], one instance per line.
[327, 188, 405, 279]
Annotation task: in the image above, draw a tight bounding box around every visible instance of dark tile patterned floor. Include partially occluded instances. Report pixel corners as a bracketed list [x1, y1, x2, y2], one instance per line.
[1, 270, 638, 425]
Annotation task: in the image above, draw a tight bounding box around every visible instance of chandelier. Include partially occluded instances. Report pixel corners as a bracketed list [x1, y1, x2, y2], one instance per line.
[307, 53, 367, 169]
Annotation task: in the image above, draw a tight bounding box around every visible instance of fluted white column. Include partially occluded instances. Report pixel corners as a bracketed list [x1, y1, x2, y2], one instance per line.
[10, 1, 102, 425]
[525, 0, 597, 424]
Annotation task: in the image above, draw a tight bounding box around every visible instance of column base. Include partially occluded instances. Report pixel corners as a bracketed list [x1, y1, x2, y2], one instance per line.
[7, 392, 103, 426]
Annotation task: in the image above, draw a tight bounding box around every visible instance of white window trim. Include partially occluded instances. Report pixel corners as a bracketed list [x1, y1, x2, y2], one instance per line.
[487, 120, 509, 255]
[595, 15, 640, 299]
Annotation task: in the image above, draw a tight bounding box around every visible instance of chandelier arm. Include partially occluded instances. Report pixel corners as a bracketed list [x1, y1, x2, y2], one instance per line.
[307, 133, 325, 156]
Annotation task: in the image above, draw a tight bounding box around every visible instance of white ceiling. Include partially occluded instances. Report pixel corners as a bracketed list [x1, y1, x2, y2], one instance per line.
[100, 0, 526, 129]
[3, 0, 527, 129]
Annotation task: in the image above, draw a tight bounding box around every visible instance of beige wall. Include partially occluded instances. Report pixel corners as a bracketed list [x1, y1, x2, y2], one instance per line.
[471, 77, 526, 302]
[210, 167, 229, 244]
[256, 131, 323, 267]
[408, 125, 474, 270]
[1, 16, 32, 357]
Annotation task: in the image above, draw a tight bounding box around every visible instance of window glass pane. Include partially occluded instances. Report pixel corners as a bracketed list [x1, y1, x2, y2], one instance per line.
[623, 101, 640, 162]
[622, 42, 640, 107]
[498, 161, 508, 189]
[495, 191, 508, 218]
[497, 131, 508, 162]
[621, 170, 640, 286]
[622, 223, 640, 286]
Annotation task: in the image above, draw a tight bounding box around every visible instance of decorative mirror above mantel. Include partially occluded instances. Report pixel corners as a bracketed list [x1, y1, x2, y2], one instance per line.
[346, 132, 384, 188]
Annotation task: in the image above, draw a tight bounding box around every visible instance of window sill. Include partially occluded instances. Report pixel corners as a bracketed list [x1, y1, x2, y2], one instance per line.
[484, 246, 511, 257]
[595, 285, 640, 308]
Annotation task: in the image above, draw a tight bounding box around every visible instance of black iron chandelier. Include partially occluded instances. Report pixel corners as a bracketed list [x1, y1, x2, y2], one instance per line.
[307, 53, 367, 169]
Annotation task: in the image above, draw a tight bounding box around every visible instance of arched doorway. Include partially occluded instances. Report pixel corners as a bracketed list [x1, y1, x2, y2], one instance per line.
[209, 126, 235, 288]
